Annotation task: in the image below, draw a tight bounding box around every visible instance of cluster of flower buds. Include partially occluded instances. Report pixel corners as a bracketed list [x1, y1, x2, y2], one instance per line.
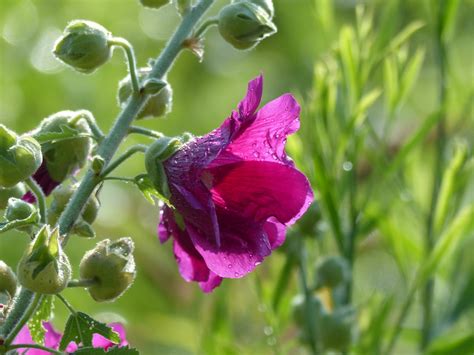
[0, 125, 42, 188]
[17, 225, 72, 294]
[117, 67, 173, 120]
[218, 0, 276, 49]
[79, 238, 136, 302]
[291, 256, 353, 352]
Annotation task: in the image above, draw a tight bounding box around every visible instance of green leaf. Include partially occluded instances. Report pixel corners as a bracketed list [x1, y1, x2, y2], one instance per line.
[72, 346, 139, 354]
[33, 124, 92, 145]
[133, 174, 171, 207]
[385, 21, 424, 57]
[28, 295, 54, 345]
[399, 48, 425, 107]
[59, 312, 120, 351]
[427, 330, 474, 355]
[440, 0, 460, 42]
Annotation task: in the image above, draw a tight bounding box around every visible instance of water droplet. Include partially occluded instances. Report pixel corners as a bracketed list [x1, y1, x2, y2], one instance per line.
[252, 142, 257, 148]
[253, 152, 260, 158]
[263, 326, 274, 336]
[271, 153, 278, 160]
[254, 261, 262, 266]
[227, 264, 232, 269]
[267, 337, 277, 346]
[234, 272, 239, 277]
[342, 161, 353, 171]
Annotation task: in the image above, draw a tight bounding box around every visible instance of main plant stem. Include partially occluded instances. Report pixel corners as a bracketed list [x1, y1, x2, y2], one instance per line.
[0, 0, 215, 345]
[421, 1, 447, 348]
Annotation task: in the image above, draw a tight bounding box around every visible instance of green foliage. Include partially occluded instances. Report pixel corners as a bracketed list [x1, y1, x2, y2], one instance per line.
[59, 312, 120, 351]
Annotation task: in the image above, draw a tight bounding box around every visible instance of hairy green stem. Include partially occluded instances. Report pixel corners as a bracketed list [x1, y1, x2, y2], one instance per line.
[25, 177, 46, 224]
[75, 110, 105, 143]
[194, 17, 219, 38]
[421, 1, 448, 348]
[0, 0, 215, 343]
[128, 125, 164, 139]
[109, 37, 140, 94]
[100, 144, 148, 177]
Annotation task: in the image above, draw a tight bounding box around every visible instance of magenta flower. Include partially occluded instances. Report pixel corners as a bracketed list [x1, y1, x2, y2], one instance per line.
[13, 321, 128, 353]
[22, 162, 61, 203]
[158, 75, 313, 292]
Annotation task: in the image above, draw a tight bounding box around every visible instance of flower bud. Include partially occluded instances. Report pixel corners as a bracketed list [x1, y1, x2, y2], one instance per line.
[0, 261, 17, 299]
[0, 183, 26, 210]
[145, 137, 182, 200]
[237, 0, 274, 18]
[0, 125, 42, 188]
[218, 2, 277, 50]
[314, 256, 350, 289]
[4, 198, 39, 235]
[53, 20, 113, 74]
[291, 294, 323, 328]
[117, 68, 173, 120]
[139, 0, 171, 9]
[17, 226, 72, 294]
[35, 111, 92, 183]
[320, 308, 353, 352]
[48, 184, 99, 227]
[80, 238, 136, 302]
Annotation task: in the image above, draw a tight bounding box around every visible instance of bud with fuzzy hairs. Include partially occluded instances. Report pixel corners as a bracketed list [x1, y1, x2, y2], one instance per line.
[0, 183, 26, 210]
[80, 238, 136, 302]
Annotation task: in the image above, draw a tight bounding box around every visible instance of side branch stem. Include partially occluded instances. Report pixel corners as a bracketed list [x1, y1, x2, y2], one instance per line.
[109, 37, 140, 94]
[25, 177, 46, 224]
[0, 0, 215, 343]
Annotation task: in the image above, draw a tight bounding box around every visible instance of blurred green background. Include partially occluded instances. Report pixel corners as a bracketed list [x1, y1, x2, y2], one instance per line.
[1, 0, 473, 354]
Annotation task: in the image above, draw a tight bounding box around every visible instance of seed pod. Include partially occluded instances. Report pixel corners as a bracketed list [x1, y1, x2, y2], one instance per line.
[35, 111, 92, 183]
[17, 226, 72, 294]
[145, 137, 182, 200]
[0, 125, 42, 188]
[314, 256, 350, 289]
[0, 183, 26, 210]
[53, 20, 113, 73]
[117, 68, 173, 120]
[218, 2, 277, 50]
[0, 261, 17, 298]
[80, 238, 136, 302]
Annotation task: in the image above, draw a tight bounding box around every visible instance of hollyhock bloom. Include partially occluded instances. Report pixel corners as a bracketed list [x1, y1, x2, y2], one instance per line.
[22, 162, 61, 203]
[13, 321, 128, 353]
[158, 75, 313, 292]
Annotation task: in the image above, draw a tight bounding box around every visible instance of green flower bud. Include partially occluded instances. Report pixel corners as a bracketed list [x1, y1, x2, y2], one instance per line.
[0, 125, 42, 188]
[35, 111, 92, 183]
[314, 256, 350, 289]
[17, 226, 72, 294]
[320, 308, 353, 352]
[291, 294, 323, 328]
[80, 238, 136, 302]
[4, 198, 39, 234]
[48, 184, 99, 227]
[117, 68, 173, 120]
[145, 137, 182, 200]
[0, 183, 26, 210]
[218, 2, 277, 50]
[53, 20, 113, 74]
[234, 0, 274, 18]
[139, 0, 171, 9]
[0, 261, 17, 299]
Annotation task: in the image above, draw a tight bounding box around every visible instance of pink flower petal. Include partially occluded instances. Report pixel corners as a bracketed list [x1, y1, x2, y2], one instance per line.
[199, 272, 223, 293]
[237, 74, 263, 118]
[92, 323, 128, 349]
[264, 218, 287, 250]
[208, 161, 312, 225]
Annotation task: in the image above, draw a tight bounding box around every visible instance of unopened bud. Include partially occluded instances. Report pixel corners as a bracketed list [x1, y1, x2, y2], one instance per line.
[118, 68, 173, 120]
[0, 261, 17, 299]
[53, 20, 113, 74]
[17, 226, 72, 294]
[4, 198, 39, 234]
[35, 111, 92, 183]
[80, 238, 136, 302]
[320, 308, 353, 352]
[138, 0, 171, 9]
[145, 137, 182, 200]
[91, 155, 105, 175]
[0, 125, 42, 188]
[314, 256, 350, 289]
[218, 2, 277, 50]
[245, 0, 275, 18]
[0, 183, 26, 210]
[48, 184, 99, 227]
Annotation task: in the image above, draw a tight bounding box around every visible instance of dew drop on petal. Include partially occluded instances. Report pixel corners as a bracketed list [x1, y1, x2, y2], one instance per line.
[227, 264, 232, 269]
[254, 261, 262, 266]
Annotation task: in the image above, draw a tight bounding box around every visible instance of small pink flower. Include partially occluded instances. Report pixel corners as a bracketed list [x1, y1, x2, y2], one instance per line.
[13, 321, 128, 353]
[159, 75, 313, 292]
